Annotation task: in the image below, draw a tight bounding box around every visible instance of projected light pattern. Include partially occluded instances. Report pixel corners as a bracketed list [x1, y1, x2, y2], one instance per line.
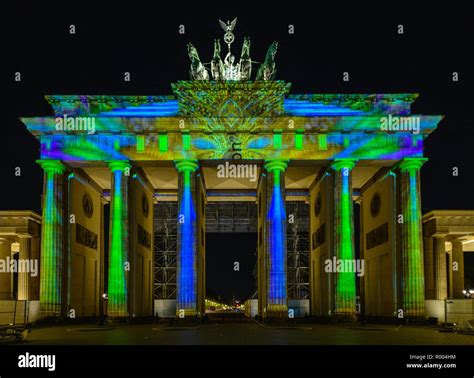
[38, 160, 65, 316]
[107, 161, 130, 317]
[284, 99, 366, 116]
[45, 95, 176, 117]
[265, 160, 288, 316]
[332, 159, 357, 316]
[399, 158, 426, 316]
[176, 160, 199, 316]
[20, 83, 442, 321]
[287, 94, 418, 115]
[99, 100, 179, 117]
[32, 124, 436, 162]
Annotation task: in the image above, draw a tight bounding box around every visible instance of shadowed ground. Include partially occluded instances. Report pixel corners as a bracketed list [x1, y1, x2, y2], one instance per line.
[18, 320, 474, 346]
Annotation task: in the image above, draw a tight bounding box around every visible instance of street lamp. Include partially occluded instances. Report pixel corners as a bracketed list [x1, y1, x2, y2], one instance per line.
[462, 289, 474, 298]
[444, 298, 454, 328]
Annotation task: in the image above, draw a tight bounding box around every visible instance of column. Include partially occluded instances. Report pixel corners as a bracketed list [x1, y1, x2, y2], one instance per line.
[451, 240, 465, 299]
[175, 159, 199, 317]
[398, 158, 426, 317]
[17, 235, 32, 300]
[423, 237, 435, 299]
[0, 238, 13, 299]
[331, 159, 357, 317]
[433, 236, 448, 299]
[37, 159, 65, 317]
[107, 161, 131, 318]
[264, 160, 288, 318]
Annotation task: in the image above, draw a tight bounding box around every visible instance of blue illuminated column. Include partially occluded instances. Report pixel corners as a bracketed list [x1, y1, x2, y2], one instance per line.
[107, 160, 131, 318]
[37, 159, 66, 317]
[264, 160, 288, 318]
[175, 159, 199, 317]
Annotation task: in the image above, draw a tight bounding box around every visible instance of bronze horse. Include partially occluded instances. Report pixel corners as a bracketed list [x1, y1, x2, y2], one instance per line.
[256, 41, 278, 81]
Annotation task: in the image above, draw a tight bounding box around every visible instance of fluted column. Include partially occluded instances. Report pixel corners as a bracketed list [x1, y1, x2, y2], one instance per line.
[175, 159, 199, 317]
[17, 235, 32, 300]
[264, 160, 288, 318]
[37, 159, 66, 317]
[331, 159, 357, 317]
[423, 237, 435, 299]
[107, 161, 131, 317]
[433, 236, 447, 299]
[451, 240, 465, 299]
[397, 158, 426, 317]
[0, 238, 13, 299]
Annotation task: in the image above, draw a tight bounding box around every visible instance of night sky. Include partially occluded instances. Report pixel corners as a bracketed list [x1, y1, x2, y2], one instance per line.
[4, 5, 474, 299]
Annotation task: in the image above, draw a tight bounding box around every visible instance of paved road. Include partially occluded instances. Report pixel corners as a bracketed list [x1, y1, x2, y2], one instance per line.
[20, 320, 474, 345]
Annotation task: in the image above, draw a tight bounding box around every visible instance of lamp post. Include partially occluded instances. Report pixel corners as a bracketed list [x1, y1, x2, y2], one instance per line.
[444, 297, 453, 328]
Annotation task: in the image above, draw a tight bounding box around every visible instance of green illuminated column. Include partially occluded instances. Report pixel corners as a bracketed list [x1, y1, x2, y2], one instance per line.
[331, 159, 357, 318]
[107, 161, 131, 318]
[264, 160, 288, 318]
[398, 158, 426, 316]
[175, 159, 199, 317]
[37, 159, 66, 317]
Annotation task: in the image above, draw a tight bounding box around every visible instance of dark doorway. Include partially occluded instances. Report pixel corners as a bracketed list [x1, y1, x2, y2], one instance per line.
[205, 233, 257, 306]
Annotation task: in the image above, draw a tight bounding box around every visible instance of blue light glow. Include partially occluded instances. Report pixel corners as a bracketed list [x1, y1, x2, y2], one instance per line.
[284, 99, 365, 116]
[99, 100, 179, 117]
[267, 172, 286, 304]
[177, 170, 197, 312]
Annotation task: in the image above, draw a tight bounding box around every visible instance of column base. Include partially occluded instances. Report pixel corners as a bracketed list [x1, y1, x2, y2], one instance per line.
[265, 304, 288, 318]
[176, 308, 198, 318]
[332, 313, 358, 322]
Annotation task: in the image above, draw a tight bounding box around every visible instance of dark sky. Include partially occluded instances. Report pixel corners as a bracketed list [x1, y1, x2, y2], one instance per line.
[4, 4, 473, 212]
[3, 4, 474, 299]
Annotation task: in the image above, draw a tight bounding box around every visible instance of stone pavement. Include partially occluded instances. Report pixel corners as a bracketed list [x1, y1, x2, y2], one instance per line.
[20, 320, 474, 345]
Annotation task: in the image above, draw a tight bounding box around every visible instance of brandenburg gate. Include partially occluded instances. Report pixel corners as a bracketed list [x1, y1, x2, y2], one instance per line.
[20, 20, 442, 321]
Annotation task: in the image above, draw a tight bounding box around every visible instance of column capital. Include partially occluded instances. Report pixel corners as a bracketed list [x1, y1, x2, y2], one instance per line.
[330, 158, 357, 171]
[264, 159, 288, 173]
[17, 234, 32, 240]
[106, 160, 131, 172]
[397, 157, 428, 172]
[36, 159, 66, 174]
[174, 159, 198, 173]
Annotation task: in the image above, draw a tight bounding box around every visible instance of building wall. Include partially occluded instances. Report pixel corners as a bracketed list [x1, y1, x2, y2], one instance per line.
[257, 174, 267, 316]
[309, 175, 332, 316]
[196, 172, 206, 316]
[361, 175, 396, 317]
[425, 299, 474, 324]
[129, 175, 154, 317]
[69, 178, 102, 317]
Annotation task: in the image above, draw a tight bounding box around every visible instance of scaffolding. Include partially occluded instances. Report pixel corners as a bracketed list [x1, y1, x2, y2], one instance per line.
[153, 201, 309, 301]
[206, 202, 257, 233]
[154, 202, 178, 299]
[286, 201, 310, 300]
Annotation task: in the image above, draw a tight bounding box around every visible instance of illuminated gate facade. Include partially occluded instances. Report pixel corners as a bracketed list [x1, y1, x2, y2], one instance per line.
[21, 80, 442, 320]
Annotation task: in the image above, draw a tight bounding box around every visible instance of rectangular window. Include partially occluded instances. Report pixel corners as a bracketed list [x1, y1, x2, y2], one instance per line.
[295, 130, 304, 150]
[159, 134, 168, 152]
[318, 134, 327, 150]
